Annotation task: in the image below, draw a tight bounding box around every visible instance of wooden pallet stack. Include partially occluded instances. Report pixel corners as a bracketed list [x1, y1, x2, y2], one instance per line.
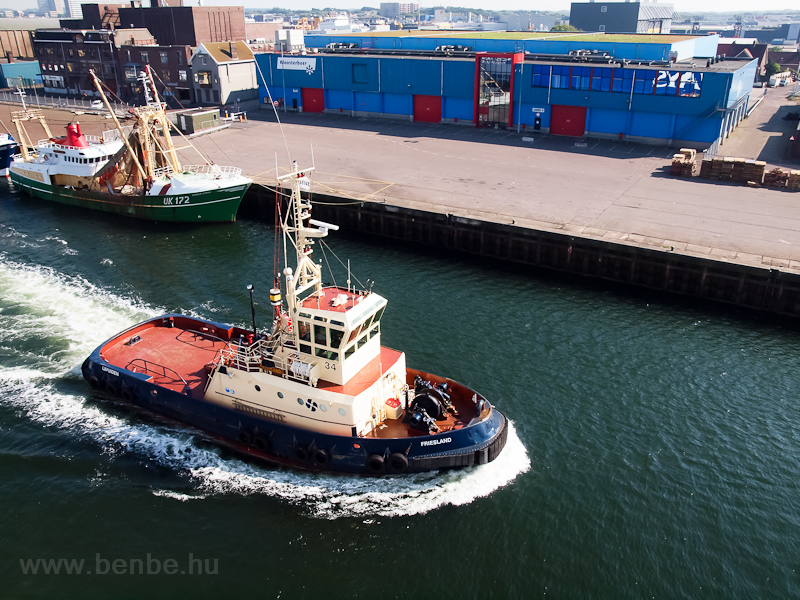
[741, 159, 766, 185]
[764, 168, 789, 188]
[788, 171, 800, 191]
[698, 157, 765, 184]
[670, 148, 696, 177]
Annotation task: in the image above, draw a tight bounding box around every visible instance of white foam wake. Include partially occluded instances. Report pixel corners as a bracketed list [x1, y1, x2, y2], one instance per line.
[0, 258, 157, 373]
[0, 257, 530, 518]
[187, 420, 529, 519]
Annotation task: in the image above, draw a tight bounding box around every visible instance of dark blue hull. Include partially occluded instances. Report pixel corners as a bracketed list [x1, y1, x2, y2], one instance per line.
[0, 139, 17, 176]
[81, 326, 507, 475]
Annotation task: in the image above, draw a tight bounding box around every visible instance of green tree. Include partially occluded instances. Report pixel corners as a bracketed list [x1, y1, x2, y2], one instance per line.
[550, 24, 579, 32]
[766, 62, 782, 76]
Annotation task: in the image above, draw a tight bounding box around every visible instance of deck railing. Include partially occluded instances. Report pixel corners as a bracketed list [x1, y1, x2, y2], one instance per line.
[37, 134, 104, 150]
[152, 164, 243, 180]
[126, 358, 189, 389]
[216, 336, 317, 385]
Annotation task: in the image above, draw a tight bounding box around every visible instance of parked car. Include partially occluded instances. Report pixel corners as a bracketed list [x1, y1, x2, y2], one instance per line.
[90, 100, 104, 109]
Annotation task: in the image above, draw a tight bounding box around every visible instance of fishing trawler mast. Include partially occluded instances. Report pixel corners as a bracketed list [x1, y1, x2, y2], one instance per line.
[9, 65, 251, 223]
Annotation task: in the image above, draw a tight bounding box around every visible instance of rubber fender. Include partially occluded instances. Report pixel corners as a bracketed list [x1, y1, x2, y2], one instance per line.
[102, 378, 120, 397]
[387, 452, 409, 473]
[366, 454, 386, 474]
[295, 445, 309, 461]
[237, 428, 253, 446]
[254, 435, 270, 452]
[312, 448, 330, 467]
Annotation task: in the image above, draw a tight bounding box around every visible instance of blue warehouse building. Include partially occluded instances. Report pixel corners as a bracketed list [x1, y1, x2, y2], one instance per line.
[255, 33, 756, 152]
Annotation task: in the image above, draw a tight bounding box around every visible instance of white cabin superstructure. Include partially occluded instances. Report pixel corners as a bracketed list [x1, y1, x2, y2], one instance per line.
[9, 110, 125, 188]
[201, 164, 409, 438]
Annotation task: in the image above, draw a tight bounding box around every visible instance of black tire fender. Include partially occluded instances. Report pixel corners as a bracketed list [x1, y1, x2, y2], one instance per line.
[254, 435, 270, 452]
[120, 387, 134, 403]
[295, 445, 309, 461]
[366, 454, 385, 474]
[237, 428, 253, 446]
[312, 448, 330, 467]
[387, 452, 409, 473]
[102, 378, 119, 397]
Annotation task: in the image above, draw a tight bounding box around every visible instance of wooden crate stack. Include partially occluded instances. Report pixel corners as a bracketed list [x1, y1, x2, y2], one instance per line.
[741, 159, 766, 184]
[698, 157, 765, 184]
[764, 168, 789, 188]
[670, 148, 696, 177]
[788, 170, 800, 191]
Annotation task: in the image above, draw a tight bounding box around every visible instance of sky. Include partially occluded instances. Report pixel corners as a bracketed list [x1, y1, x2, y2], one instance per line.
[10, 0, 800, 14]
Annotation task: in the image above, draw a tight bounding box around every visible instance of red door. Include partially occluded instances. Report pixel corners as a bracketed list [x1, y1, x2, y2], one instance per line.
[302, 88, 324, 113]
[550, 105, 587, 137]
[413, 95, 441, 123]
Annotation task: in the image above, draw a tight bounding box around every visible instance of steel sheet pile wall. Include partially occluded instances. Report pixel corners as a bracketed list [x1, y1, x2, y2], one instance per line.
[244, 186, 800, 318]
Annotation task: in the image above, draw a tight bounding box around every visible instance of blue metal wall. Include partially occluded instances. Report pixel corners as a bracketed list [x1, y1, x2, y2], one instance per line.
[302, 34, 719, 61]
[255, 51, 756, 146]
[0, 61, 42, 87]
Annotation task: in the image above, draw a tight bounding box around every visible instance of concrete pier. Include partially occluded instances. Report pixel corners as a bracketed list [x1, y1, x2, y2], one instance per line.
[246, 184, 800, 317]
[228, 91, 800, 317]
[3, 95, 800, 315]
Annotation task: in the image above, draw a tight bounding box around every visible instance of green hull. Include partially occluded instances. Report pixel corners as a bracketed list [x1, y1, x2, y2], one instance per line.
[9, 171, 250, 223]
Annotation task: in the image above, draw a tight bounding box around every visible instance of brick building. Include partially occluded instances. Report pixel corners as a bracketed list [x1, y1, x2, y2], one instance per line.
[34, 28, 149, 95]
[118, 39, 193, 104]
[118, 5, 246, 46]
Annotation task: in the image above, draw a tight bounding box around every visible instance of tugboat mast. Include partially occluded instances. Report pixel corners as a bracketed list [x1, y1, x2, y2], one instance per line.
[278, 162, 338, 315]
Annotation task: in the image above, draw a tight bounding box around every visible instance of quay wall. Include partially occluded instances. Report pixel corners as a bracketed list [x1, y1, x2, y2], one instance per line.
[243, 185, 800, 319]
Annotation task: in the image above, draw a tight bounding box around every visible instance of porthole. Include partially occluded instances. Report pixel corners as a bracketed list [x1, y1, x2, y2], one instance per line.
[277, 391, 284, 398]
[297, 398, 304, 405]
[338, 408, 347, 416]
[255, 385, 261, 392]
[319, 404, 328, 412]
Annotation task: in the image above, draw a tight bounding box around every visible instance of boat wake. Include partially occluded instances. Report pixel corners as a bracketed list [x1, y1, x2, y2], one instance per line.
[0, 258, 530, 519]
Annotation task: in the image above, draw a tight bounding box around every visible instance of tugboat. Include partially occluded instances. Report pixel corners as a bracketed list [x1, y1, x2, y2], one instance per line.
[8, 67, 250, 223]
[82, 164, 507, 474]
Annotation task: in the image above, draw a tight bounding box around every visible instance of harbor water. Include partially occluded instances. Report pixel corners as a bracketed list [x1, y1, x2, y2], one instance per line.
[1, 182, 799, 599]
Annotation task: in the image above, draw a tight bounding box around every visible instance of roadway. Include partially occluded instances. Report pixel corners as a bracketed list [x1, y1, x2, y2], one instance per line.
[3, 92, 800, 273]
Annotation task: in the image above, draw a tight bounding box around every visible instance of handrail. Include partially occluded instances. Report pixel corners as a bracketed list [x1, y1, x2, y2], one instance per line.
[152, 164, 243, 179]
[216, 337, 318, 385]
[126, 358, 189, 388]
[180, 328, 232, 348]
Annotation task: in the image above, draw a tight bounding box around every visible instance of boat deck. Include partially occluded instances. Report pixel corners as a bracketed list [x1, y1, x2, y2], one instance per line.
[101, 325, 231, 397]
[365, 370, 481, 439]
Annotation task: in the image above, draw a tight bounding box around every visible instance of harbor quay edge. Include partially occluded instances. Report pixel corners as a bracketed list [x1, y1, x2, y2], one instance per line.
[242, 184, 800, 319]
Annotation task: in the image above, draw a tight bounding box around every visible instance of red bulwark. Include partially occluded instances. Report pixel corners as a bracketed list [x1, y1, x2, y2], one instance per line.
[302, 88, 325, 113]
[550, 105, 587, 137]
[413, 95, 441, 123]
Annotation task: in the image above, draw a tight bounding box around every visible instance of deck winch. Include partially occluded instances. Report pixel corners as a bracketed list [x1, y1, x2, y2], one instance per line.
[406, 376, 460, 434]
